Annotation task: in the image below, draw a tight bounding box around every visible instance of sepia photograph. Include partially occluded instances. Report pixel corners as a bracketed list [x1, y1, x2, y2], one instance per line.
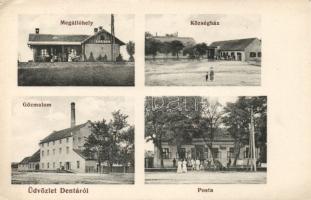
[145, 14, 261, 86]
[11, 97, 134, 184]
[145, 96, 267, 184]
[18, 14, 135, 86]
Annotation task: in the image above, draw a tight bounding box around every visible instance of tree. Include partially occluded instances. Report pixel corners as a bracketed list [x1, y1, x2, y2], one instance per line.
[145, 39, 162, 60]
[83, 110, 133, 173]
[222, 96, 267, 166]
[159, 42, 172, 59]
[170, 40, 184, 59]
[193, 43, 208, 59]
[196, 98, 223, 165]
[117, 126, 135, 172]
[126, 41, 135, 62]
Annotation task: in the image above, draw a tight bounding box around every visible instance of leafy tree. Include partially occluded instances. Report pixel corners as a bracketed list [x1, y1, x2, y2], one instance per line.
[222, 96, 267, 165]
[194, 43, 208, 59]
[145, 39, 162, 60]
[170, 40, 184, 59]
[126, 41, 135, 62]
[159, 42, 172, 58]
[117, 126, 135, 172]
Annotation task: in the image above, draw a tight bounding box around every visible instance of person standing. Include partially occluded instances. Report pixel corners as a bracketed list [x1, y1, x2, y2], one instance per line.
[191, 159, 195, 171]
[177, 159, 182, 173]
[205, 71, 209, 82]
[195, 159, 200, 171]
[173, 158, 176, 168]
[182, 159, 187, 173]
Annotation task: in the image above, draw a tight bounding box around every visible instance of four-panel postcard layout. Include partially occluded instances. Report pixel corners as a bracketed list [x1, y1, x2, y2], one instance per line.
[13, 14, 266, 185]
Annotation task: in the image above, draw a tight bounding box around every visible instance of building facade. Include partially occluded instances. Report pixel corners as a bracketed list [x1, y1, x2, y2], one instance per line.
[28, 27, 125, 62]
[151, 131, 259, 168]
[17, 150, 40, 171]
[208, 37, 261, 62]
[38, 103, 97, 173]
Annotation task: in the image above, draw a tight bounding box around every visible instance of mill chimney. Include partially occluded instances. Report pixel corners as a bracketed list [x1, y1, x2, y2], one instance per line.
[71, 102, 76, 127]
[35, 28, 39, 34]
[94, 28, 98, 34]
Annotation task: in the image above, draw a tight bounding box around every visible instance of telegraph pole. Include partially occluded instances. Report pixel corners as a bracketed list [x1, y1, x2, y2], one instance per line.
[111, 14, 115, 62]
[249, 108, 257, 171]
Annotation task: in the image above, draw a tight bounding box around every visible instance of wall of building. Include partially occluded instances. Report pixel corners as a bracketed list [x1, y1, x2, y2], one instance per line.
[84, 43, 120, 61]
[244, 38, 261, 62]
[72, 123, 92, 150]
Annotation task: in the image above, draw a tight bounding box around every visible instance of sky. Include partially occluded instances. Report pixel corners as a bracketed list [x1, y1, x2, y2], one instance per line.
[18, 14, 134, 61]
[11, 96, 135, 162]
[145, 14, 261, 44]
[144, 96, 238, 151]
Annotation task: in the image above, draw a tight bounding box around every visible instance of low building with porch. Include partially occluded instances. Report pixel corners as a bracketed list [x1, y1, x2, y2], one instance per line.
[208, 37, 261, 62]
[151, 129, 259, 168]
[27, 27, 125, 62]
[17, 150, 40, 171]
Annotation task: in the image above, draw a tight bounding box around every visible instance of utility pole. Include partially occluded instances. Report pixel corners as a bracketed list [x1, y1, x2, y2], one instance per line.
[111, 14, 115, 62]
[248, 108, 257, 171]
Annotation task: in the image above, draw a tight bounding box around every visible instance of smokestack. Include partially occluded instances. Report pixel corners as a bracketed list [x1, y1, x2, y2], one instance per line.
[35, 28, 39, 34]
[94, 28, 98, 34]
[71, 102, 76, 127]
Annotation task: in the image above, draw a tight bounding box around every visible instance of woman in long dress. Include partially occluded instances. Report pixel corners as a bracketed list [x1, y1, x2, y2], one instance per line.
[182, 159, 187, 173]
[177, 160, 182, 173]
[195, 159, 200, 171]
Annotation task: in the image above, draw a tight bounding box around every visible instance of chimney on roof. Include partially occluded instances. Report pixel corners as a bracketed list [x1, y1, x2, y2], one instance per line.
[99, 26, 103, 31]
[35, 28, 39, 34]
[71, 102, 76, 128]
[94, 28, 98, 34]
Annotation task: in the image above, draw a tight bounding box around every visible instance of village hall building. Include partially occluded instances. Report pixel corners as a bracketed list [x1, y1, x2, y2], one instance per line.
[208, 37, 261, 62]
[18, 102, 98, 173]
[27, 26, 125, 62]
[148, 129, 260, 168]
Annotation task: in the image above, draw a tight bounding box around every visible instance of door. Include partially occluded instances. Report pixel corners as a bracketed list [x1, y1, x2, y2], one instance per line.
[65, 162, 71, 170]
[237, 52, 242, 61]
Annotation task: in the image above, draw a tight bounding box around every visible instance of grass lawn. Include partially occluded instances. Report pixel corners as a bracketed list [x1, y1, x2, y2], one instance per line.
[145, 60, 261, 86]
[145, 171, 266, 184]
[12, 171, 134, 184]
[18, 62, 134, 86]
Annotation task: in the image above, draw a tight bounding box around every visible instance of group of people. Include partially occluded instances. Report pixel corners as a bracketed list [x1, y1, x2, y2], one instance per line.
[205, 67, 215, 82]
[174, 158, 211, 173]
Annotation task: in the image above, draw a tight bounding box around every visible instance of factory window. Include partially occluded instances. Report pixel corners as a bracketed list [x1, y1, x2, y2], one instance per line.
[47, 150, 49, 156]
[42, 143, 44, 147]
[47, 162, 49, 169]
[250, 52, 256, 57]
[59, 147, 62, 154]
[41, 163, 44, 169]
[41, 150, 44, 157]
[77, 161, 80, 169]
[59, 139, 62, 144]
[66, 138, 69, 143]
[53, 149, 55, 155]
[66, 146, 69, 154]
[47, 142, 49, 147]
[257, 52, 261, 57]
[53, 162, 55, 168]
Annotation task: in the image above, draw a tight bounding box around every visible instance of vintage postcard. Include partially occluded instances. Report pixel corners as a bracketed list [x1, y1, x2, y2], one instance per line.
[18, 14, 135, 86]
[11, 96, 135, 184]
[145, 14, 261, 86]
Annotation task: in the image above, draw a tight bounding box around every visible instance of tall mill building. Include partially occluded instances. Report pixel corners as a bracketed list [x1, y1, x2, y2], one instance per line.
[18, 102, 98, 173]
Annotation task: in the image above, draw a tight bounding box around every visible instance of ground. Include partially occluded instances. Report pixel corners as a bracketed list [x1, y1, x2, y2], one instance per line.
[11, 171, 134, 184]
[18, 62, 134, 86]
[145, 171, 266, 184]
[145, 60, 261, 86]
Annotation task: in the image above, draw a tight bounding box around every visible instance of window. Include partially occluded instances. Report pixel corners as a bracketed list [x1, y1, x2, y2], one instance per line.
[66, 146, 69, 154]
[53, 149, 55, 155]
[250, 52, 256, 57]
[41, 49, 48, 57]
[42, 143, 44, 147]
[53, 162, 55, 168]
[257, 52, 261, 57]
[66, 138, 69, 143]
[77, 161, 80, 169]
[161, 148, 170, 159]
[212, 148, 219, 159]
[47, 162, 49, 169]
[41, 163, 44, 169]
[100, 35, 105, 40]
[42, 150, 44, 157]
[244, 147, 249, 158]
[47, 142, 49, 147]
[59, 147, 62, 154]
[47, 150, 49, 156]
[59, 139, 62, 144]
